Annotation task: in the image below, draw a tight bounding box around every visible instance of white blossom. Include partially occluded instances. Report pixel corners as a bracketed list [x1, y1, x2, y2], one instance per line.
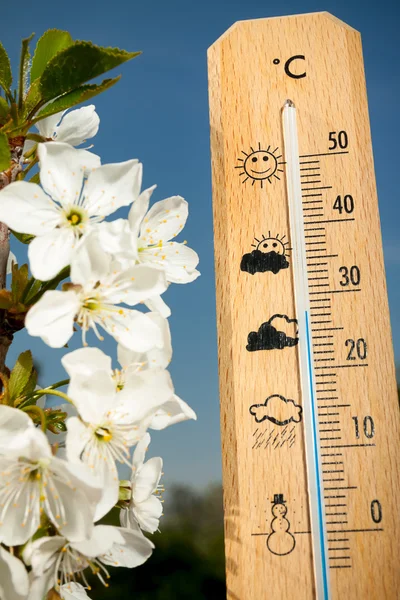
[24, 105, 100, 154]
[25, 525, 154, 598]
[120, 433, 163, 534]
[25, 233, 167, 348]
[62, 347, 176, 519]
[0, 142, 143, 281]
[0, 427, 101, 546]
[98, 186, 200, 317]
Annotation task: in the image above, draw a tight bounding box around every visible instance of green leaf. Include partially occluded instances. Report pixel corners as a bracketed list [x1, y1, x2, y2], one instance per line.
[11, 263, 29, 303]
[18, 34, 35, 110]
[23, 78, 42, 120]
[23, 278, 42, 304]
[9, 350, 34, 401]
[31, 29, 73, 83]
[34, 76, 120, 123]
[21, 367, 38, 397]
[39, 41, 140, 101]
[11, 230, 35, 244]
[0, 131, 11, 171]
[0, 97, 10, 123]
[0, 41, 12, 92]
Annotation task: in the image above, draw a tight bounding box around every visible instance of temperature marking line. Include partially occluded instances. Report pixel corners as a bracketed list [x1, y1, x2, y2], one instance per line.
[323, 443, 375, 449]
[324, 486, 357, 491]
[284, 100, 330, 600]
[305, 218, 355, 225]
[327, 528, 383, 534]
[300, 167, 320, 171]
[299, 151, 349, 158]
[302, 186, 333, 191]
[315, 364, 368, 370]
[307, 254, 338, 259]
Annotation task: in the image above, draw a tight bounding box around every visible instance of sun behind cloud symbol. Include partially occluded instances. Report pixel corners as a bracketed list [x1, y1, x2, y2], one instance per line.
[236, 144, 285, 188]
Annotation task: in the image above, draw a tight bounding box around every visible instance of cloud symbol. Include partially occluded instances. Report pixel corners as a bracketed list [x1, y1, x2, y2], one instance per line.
[250, 394, 302, 426]
[246, 314, 299, 352]
[240, 250, 289, 275]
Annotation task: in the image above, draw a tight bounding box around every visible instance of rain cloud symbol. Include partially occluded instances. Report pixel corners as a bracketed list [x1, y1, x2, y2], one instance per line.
[250, 394, 302, 427]
[246, 314, 299, 352]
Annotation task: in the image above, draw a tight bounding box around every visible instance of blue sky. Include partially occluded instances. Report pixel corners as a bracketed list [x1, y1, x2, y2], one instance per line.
[1, 0, 399, 487]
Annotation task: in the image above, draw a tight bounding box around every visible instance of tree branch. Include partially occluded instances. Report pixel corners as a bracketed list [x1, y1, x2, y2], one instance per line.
[0, 136, 25, 372]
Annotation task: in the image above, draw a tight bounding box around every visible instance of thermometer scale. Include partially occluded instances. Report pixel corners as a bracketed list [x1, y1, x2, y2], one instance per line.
[208, 12, 400, 599]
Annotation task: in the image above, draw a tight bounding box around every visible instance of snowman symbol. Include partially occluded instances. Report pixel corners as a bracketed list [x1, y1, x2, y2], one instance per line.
[266, 494, 296, 556]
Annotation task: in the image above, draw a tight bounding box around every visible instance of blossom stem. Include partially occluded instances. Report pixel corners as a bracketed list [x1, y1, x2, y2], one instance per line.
[18, 156, 38, 180]
[47, 379, 70, 390]
[21, 404, 47, 432]
[33, 388, 75, 406]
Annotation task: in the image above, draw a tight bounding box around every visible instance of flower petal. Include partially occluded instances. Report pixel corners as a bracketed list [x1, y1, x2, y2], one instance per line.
[0, 405, 34, 455]
[139, 195, 188, 244]
[118, 368, 174, 424]
[140, 241, 200, 284]
[62, 347, 112, 380]
[28, 228, 76, 281]
[71, 524, 120, 557]
[143, 294, 171, 318]
[93, 459, 119, 521]
[27, 570, 55, 600]
[100, 309, 163, 352]
[118, 312, 172, 370]
[25, 290, 80, 348]
[128, 184, 156, 237]
[133, 494, 163, 533]
[37, 111, 65, 139]
[94, 219, 135, 260]
[56, 105, 99, 147]
[47, 457, 102, 541]
[134, 457, 163, 504]
[71, 233, 111, 286]
[0, 181, 60, 235]
[150, 394, 197, 430]
[100, 526, 154, 568]
[60, 582, 91, 600]
[38, 142, 100, 206]
[103, 264, 167, 306]
[131, 433, 150, 472]
[65, 417, 92, 463]
[66, 370, 116, 423]
[84, 159, 142, 217]
[24, 535, 65, 574]
[0, 546, 29, 600]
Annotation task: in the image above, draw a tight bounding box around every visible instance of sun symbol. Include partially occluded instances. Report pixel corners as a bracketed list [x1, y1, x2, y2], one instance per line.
[251, 232, 291, 257]
[236, 144, 285, 188]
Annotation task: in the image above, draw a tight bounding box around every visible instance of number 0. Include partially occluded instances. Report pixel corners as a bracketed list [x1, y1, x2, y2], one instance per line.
[371, 499, 382, 524]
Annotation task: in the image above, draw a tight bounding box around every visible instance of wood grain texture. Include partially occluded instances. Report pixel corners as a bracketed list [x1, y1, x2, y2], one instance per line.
[208, 12, 400, 600]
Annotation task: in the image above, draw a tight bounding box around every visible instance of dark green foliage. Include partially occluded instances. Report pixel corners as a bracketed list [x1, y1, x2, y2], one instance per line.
[30, 29, 73, 83]
[39, 42, 140, 102]
[34, 77, 121, 122]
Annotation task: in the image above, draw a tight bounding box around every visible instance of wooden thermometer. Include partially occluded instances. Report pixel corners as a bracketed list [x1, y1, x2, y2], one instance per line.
[208, 12, 400, 600]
